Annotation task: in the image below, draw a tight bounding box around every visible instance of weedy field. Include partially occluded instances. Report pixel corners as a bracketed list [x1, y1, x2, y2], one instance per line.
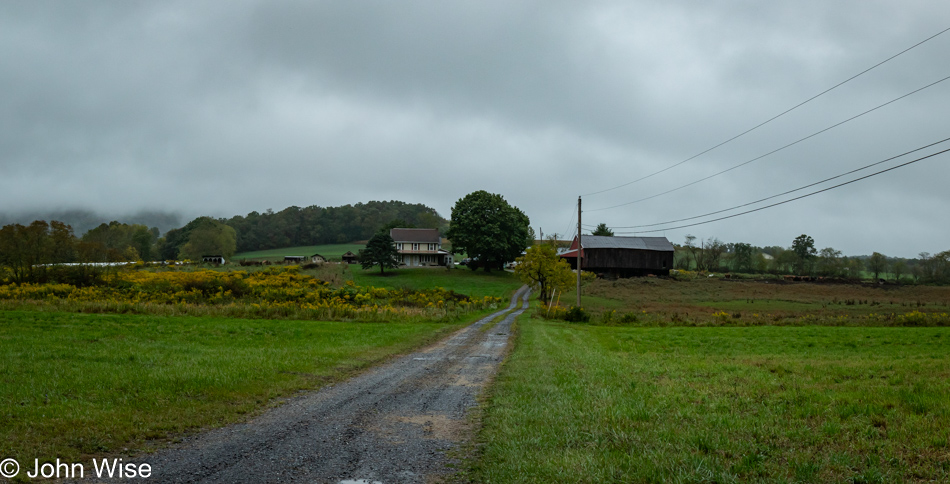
[470, 278, 950, 483]
[556, 276, 950, 326]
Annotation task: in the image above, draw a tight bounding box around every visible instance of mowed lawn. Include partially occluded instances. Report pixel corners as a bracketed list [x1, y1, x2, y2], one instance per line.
[351, 267, 522, 299]
[0, 310, 466, 464]
[473, 317, 950, 483]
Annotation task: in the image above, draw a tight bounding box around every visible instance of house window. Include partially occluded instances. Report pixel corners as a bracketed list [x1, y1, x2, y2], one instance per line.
[412, 243, 419, 251]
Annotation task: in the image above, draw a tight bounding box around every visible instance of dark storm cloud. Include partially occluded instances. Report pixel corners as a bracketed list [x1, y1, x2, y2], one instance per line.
[0, 1, 948, 256]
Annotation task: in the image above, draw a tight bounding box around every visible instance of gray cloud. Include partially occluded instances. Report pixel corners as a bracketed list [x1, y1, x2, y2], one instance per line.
[1, 1, 948, 257]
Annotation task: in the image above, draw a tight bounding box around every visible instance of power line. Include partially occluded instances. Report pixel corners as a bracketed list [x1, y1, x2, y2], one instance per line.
[607, 136, 950, 229]
[612, 146, 950, 234]
[588, 73, 950, 213]
[560, 200, 578, 242]
[582, 24, 950, 197]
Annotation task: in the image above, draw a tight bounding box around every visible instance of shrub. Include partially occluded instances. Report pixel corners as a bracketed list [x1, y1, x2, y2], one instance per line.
[618, 312, 640, 324]
[563, 306, 591, 323]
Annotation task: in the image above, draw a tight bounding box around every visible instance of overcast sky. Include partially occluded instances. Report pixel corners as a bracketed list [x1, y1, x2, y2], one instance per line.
[2, 1, 948, 257]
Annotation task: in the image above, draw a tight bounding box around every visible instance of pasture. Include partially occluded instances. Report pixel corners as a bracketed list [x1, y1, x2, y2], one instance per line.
[472, 317, 950, 483]
[232, 243, 365, 262]
[469, 278, 950, 482]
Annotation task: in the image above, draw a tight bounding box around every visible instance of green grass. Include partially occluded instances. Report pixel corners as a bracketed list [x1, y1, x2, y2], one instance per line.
[350, 267, 522, 299]
[232, 243, 365, 262]
[471, 316, 950, 482]
[0, 310, 467, 465]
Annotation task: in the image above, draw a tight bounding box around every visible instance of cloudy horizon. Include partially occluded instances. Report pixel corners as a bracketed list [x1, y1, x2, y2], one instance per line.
[2, 1, 948, 258]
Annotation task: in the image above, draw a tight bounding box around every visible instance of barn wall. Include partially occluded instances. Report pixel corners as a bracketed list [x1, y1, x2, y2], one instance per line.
[564, 248, 673, 276]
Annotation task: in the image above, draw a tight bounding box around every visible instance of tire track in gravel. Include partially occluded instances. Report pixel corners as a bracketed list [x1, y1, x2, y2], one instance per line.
[85, 285, 530, 484]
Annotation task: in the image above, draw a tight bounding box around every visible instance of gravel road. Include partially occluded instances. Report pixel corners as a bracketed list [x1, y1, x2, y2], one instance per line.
[80, 285, 529, 484]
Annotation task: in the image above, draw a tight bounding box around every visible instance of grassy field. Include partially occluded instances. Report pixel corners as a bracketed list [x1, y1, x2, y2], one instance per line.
[472, 316, 950, 483]
[0, 310, 469, 466]
[0, 264, 523, 472]
[232, 243, 365, 262]
[350, 266, 522, 299]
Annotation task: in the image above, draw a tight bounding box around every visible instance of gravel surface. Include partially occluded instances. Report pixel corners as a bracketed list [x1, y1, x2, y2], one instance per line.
[72, 285, 529, 484]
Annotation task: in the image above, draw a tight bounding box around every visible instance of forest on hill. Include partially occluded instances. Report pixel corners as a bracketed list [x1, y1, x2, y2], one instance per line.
[220, 201, 447, 253]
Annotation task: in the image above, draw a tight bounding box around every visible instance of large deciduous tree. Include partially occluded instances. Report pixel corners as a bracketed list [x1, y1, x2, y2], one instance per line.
[867, 252, 888, 280]
[360, 232, 399, 274]
[791, 234, 816, 275]
[446, 191, 530, 273]
[178, 218, 237, 261]
[731, 242, 753, 273]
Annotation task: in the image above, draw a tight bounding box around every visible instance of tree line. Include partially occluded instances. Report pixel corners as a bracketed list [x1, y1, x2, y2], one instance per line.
[0, 220, 159, 285]
[672, 233, 950, 283]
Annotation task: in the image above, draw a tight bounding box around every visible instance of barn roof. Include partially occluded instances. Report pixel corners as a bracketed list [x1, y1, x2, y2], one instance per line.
[562, 235, 674, 257]
[582, 235, 674, 251]
[390, 228, 440, 243]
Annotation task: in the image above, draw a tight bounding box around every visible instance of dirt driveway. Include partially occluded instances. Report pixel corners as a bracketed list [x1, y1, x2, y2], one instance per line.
[96, 286, 530, 484]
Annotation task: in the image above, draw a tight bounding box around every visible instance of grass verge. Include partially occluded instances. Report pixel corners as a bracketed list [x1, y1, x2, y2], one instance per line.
[470, 316, 950, 483]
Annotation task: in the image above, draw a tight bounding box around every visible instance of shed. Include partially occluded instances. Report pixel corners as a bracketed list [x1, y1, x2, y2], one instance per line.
[284, 255, 306, 264]
[341, 251, 358, 264]
[202, 255, 226, 265]
[559, 235, 674, 278]
[310, 253, 327, 263]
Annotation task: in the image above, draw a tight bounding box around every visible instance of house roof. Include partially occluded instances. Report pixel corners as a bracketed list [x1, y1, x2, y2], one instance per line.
[562, 235, 674, 257]
[390, 228, 440, 244]
[342, 251, 357, 257]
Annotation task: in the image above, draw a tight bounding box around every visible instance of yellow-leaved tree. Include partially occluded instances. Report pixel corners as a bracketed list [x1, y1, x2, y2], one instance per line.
[513, 242, 578, 305]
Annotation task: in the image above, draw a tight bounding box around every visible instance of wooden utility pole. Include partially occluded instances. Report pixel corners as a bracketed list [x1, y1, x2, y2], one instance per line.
[576, 196, 582, 307]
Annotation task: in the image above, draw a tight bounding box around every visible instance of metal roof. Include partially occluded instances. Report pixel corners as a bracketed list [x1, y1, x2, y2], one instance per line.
[581, 235, 674, 252]
[390, 228, 441, 243]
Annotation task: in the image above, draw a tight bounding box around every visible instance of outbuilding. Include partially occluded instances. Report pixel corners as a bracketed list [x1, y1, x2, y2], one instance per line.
[559, 235, 674, 278]
[341, 251, 359, 264]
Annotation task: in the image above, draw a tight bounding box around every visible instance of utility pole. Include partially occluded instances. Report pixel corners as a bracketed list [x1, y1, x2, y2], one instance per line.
[576, 196, 582, 307]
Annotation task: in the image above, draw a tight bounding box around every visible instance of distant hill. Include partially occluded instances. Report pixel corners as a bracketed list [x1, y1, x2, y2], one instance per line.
[222, 201, 448, 253]
[0, 209, 182, 236]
